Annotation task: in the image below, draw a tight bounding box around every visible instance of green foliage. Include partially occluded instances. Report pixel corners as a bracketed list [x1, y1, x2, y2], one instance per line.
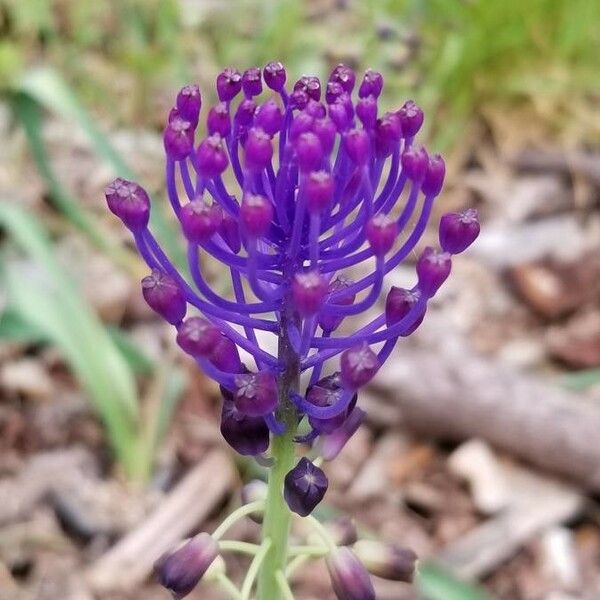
[417, 563, 489, 600]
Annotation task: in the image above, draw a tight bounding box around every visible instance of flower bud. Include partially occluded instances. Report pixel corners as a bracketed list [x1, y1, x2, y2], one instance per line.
[244, 128, 273, 171]
[326, 516, 358, 546]
[416, 246, 451, 297]
[216, 67, 242, 101]
[385, 287, 425, 335]
[240, 193, 273, 237]
[290, 89, 309, 110]
[366, 213, 398, 257]
[177, 317, 221, 357]
[306, 170, 334, 213]
[329, 64, 356, 93]
[313, 117, 337, 155]
[181, 199, 223, 244]
[422, 154, 445, 196]
[439, 208, 480, 254]
[210, 334, 242, 373]
[307, 372, 355, 433]
[343, 128, 370, 166]
[196, 135, 229, 178]
[353, 540, 417, 582]
[255, 99, 284, 136]
[358, 69, 383, 99]
[242, 67, 263, 97]
[294, 75, 322, 101]
[397, 100, 424, 137]
[155, 533, 219, 599]
[401, 146, 428, 181]
[319, 276, 356, 333]
[341, 343, 379, 390]
[289, 112, 314, 142]
[375, 112, 402, 157]
[235, 98, 257, 128]
[219, 212, 241, 254]
[263, 61, 286, 92]
[356, 96, 378, 129]
[284, 457, 328, 516]
[295, 132, 323, 173]
[305, 99, 326, 119]
[164, 117, 194, 161]
[292, 271, 328, 316]
[220, 399, 269, 455]
[234, 372, 278, 416]
[322, 407, 365, 461]
[105, 177, 150, 230]
[326, 547, 375, 600]
[176, 84, 201, 127]
[207, 102, 231, 137]
[241, 479, 268, 523]
[141, 270, 186, 325]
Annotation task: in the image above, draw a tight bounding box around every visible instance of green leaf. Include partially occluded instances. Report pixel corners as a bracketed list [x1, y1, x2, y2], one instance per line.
[107, 327, 155, 375]
[0, 307, 47, 343]
[417, 563, 489, 600]
[562, 368, 600, 391]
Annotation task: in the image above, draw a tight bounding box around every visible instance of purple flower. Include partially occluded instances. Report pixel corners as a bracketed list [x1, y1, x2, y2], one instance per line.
[284, 457, 328, 516]
[105, 64, 478, 476]
[326, 547, 375, 600]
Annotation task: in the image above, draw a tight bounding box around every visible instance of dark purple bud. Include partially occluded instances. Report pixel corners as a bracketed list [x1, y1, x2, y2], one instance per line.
[322, 407, 365, 461]
[289, 112, 314, 142]
[219, 212, 241, 254]
[313, 117, 337, 154]
[263, 61, 286, 92]
[294, 75, 321, 101]
[416, 246, 452, 297]
[327, 548, 375, 600]
[307, 373, 355, 434]
[358, 69, 384, 99]
[284, 457, 328, 516]
[196, 134, 229, 178]
[306, 170, 334, 213]
[168, 106, 181, 123]
[210, 335, 242, 373]
[343, 128, 370, 166]
[176, 84, 201, 126]
[105, 177, 150, 230]
[292, 270, 328, 316]
[356, 96, 378, 129]
[240, 193, 273, 237]
[374, 112, 402, 157]
[181, 199, 223, 244]
[220, 400, 269, 455]
[242, 67, 263, 97]
[366, 213, 398, 256]
[329, 64, 356, 93]
[326, 516, 358, 546]
[234, 372, 278, 416]
[422, 154, 446, 196]
[241, 480, 267, 523]
[319, 275, 356, 333]
[244, 127, 273, 171]
[325, 81, 344, 105]
[385, 287, 425, 335]
[397, 100, 424, 137]
[341, 343, 379, 390]
[354, 540, 417, 583]
[141, 270, 186, 325]
[207, 102, 231, 137]
[305, 99, 327, 119]
[255, 99, 284, 136]
[439, 208, 480, 254]
[164, 117, 194, 161]
[155, 533, 219, 600]
[329, 101, 351, 131]
[290, 89, 309, 110]
[216, 67, 242, 101]
[176, 317, 221, 357]
[401, 146, 428, 181]
[235, 98, 257, 128]
[295, 132, 323, 173]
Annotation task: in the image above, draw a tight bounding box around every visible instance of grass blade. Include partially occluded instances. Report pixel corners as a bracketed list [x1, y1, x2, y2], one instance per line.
[417, 563, 489, 600]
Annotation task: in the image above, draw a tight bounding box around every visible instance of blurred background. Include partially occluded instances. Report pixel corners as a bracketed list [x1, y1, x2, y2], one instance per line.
[1, 1, 599, 599]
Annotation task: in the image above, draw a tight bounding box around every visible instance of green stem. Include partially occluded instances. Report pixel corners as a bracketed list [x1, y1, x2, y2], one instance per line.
[241, 538, 272, 600]
[218, 540, 260, 556]
[276, 570, 296, 600]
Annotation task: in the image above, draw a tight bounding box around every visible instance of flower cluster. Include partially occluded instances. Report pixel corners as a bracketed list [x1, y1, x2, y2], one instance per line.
[106, 61, 478, 599]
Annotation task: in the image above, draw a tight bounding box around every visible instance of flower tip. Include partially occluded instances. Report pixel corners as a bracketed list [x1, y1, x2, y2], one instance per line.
[216, 67, 242, 101]
[244, 127, 274, 171]
[359, 69, 384, 99]
[397, 99, 424, 137]
[306, 170, 334, 213]
[196, 134, 229, 179]
[176, 317, 221, 358]
[340, 343, 379, 390]
[176, 84, 201, 126]
[416, 246, 452, 297]
[240, 193, 273, 237]
[354, 540, 418, 583]
[366, 213, 398, 257]
[141, 269, 186, 325]
[180, 199, 223, 244]
[263, 61, 287, 92]
[401, 146, 429, 181]
[234, 372, 278, 417]
[385, 287, 425, 335]
[343, 128, 370, 165]
[207, 102, 231, 137]
[439, 208, 480, 254]
[105, 177, 150, 230]
[422, 154, 446, 196]
[155, 533, 219, 600]
[292, 270, 328, 317]
[284, 457, 328, 516]
[326, 547, 376, 600]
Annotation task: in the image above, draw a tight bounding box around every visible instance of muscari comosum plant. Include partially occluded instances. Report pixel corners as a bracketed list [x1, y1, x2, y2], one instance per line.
[105, 62, 479, 600]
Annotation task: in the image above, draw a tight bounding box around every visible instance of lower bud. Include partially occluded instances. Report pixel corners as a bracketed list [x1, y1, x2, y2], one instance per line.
[155, 533, 219, 600]
[241, 479, 268, 523]
[284, 457, 328, 516]
[326, 547, 376, 600]
[353, 540, 417, 583]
